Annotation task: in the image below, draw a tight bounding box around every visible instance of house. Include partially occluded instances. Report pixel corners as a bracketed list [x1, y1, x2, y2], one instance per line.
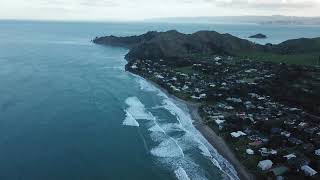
[170, 85, 180, 92]
[246, 149, 254, 155]
[259, 148, 277, 157]
[182, 85, 189, 90]
[131, 64, 138, 69]
[226, 97, 242, 103]
[209, 84, 216, 88]
[301, 165, 317, 176]
[214, 56, 222, 61]
[283, 154, 296, 160]
[199, 94, 207, 98]
[276, 176, 284, 180]
[156, 75, 164, 79]
[224, 105, 234, 110]
[215, 119, 225, 125]
[191, 94, 206, 100]
[245, 69, 257, 73]
[289, 108, 300, 112]
[171, 77, 178, 81]
[281, 131, 291, 138]
[288, 137, 303, 145]
[258, 160, 273, 170]
[230, 131, 247, 138]
[249, 140, 263, 147]
[288, 157, 309, 169]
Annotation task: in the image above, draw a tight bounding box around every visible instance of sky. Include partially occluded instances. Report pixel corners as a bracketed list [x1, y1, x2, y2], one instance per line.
[0, 0, 320, 21]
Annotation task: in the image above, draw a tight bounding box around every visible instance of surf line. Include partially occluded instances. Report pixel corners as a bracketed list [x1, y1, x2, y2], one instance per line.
[133, 75, 239, 179]
[150, 115, 185, 158]
[138, 128, 150, 153]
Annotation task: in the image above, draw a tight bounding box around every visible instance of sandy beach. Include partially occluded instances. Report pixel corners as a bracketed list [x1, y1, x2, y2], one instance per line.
[141, 76, 255, 180]
[186, 102, 255, 180]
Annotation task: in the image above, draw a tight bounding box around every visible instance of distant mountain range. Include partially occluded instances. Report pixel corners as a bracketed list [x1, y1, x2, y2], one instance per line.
[147, 15, 320, 25]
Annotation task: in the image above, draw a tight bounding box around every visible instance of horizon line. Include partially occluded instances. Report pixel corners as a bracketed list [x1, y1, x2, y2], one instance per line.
[1, 14, 320, 22]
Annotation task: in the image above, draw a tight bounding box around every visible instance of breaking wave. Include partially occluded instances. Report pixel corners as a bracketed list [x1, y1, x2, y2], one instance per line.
[124, 97, 155, 120]
[137, 78, 158, 92]
[122, 96, 156, 127]
[134, 76, 240, 180]
[175, 167, 191, 180]
[148, 124, 165, 133]
[123, 110, 139, 127]
[151, 138, 184, 158]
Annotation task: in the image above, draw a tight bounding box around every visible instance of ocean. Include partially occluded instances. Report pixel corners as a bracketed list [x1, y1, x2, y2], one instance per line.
[0, 20, 319, 180]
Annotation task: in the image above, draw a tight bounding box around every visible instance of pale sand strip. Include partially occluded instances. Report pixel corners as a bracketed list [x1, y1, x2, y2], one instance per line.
[140, 76, 255, 180]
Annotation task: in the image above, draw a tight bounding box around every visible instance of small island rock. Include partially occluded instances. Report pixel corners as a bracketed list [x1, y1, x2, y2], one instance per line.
[249, 33, 267, 39]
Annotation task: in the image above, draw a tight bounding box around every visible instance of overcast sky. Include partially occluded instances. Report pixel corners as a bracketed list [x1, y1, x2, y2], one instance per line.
[1, 0, 320, 21]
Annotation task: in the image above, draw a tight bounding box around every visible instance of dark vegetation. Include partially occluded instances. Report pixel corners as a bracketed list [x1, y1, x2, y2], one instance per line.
[93, 30, 320, 65]
[249, 33, 267, 39]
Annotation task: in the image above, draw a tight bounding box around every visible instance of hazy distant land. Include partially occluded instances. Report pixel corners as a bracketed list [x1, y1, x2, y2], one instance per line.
[147, 15, 320, 25]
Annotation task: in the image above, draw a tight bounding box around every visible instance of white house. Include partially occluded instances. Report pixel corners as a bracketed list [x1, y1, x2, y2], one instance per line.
[215, 120, 225, 125]
[301, 165, 318, 176]
[214, 56, 222, 61]
[258, 160, 273, 170]
[230, 131, 247, 138]
[283, 154, 296, 160]
[246, 149, 254, 155]
[131, 64, 138, 69]
[156, 75, 164, 79]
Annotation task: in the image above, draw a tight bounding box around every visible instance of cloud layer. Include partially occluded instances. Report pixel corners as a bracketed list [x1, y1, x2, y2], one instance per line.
[212, 0, 318, 9]
[1, 0, 319, 20]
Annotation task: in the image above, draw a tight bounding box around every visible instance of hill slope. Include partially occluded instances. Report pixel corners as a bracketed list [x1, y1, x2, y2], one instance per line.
[93, 30, 320, 65]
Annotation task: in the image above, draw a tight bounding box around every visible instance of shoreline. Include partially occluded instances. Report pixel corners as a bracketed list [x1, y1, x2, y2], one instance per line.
[186, 102, 255, 180]
[134, 73, 254, 180]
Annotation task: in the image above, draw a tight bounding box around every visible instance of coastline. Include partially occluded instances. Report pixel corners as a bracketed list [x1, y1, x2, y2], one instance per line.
[95, 29, 320, 180]
[133, 72, 254, 180]
[186, 102, 255, 180]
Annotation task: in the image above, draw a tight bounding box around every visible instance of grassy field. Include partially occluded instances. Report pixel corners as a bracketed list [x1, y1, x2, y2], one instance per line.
[237, 52, 320, 66]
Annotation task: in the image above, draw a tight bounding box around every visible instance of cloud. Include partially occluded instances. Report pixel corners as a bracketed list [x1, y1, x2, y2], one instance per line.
[208, 0, 319, 9]
[0, 0, 319, 20]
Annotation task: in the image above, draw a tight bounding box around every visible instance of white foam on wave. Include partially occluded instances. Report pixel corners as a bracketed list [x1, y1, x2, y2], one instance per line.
[137, 78, 158, 92]
[150, 138, 184, 158]
[135, 76, 239, 180]
[123, 110, 139, 127]
[160, 91, 239, 180]
[196, 139, 212, 158]
[175, 167, 191, 180]
[161, 99, 214, 158]
[160, 123, 184, 133]
[148, 124, 165, 133]
[148, 119, 185, 159]
[125, 97, 155, 120]
[161, 99, 194, 129]
[177, 132, 212, 158]
[122, 96, 156, 127]
[102, 66, 123, 70]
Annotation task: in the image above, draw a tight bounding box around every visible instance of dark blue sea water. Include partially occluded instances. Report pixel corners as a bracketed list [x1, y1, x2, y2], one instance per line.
[0, 21, 319, 180]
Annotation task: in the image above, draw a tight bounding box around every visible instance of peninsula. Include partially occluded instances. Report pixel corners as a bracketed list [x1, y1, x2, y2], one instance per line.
[94, 30, 320, 180]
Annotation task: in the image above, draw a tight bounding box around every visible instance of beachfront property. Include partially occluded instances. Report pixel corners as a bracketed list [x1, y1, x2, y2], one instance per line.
[126, 55, 320, 179]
